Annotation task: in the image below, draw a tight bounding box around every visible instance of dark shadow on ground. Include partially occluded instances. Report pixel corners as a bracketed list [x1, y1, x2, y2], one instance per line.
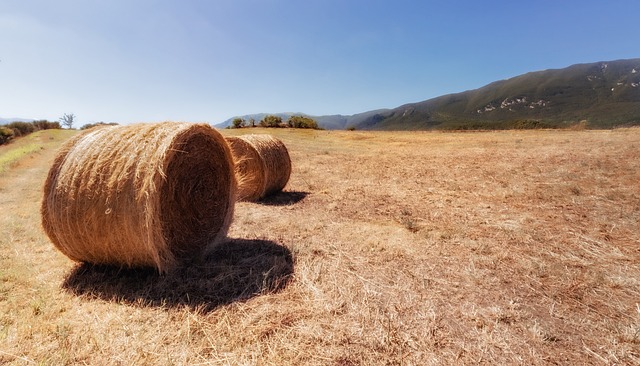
[62, 238, 294, 313]
[257, 191, 309, 206]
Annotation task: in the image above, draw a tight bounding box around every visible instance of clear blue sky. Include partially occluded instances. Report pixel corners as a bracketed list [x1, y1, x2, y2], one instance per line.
[1, 0, 639, 125]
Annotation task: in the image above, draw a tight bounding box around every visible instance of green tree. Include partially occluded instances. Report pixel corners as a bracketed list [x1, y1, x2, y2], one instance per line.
[260, 115, 283, 127]
[232, 118, 245, 128]
[287, 115, 319, 129]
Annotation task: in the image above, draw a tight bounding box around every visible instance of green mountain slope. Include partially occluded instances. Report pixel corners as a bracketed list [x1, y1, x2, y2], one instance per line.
[218, 58, 640, 130]
[352, 58, 640, 130]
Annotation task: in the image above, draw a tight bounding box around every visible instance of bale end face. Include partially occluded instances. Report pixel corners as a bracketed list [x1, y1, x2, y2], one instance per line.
[160, 130, 236, 260]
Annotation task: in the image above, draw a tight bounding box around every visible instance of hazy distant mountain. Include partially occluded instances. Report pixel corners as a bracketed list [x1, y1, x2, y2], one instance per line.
[218, 58, 640, 130]
[0, 117, 34, 124]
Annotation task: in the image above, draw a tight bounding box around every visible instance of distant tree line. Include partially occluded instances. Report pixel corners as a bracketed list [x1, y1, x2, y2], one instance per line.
[0, 120, 61, 145]
[230, 115, 320, 130]
[80, 122, 119, 130]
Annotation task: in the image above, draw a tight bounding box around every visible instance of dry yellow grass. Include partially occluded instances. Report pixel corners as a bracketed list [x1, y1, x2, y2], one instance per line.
[1, 127, 639, 365]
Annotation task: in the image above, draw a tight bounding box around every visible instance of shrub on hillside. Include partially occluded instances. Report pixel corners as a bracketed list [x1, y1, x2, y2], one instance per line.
[287, 116, 319, 129]
[0, 127, 15, 145]
[0, 120, 61, 144]
[511, 120, 555, 129]
[6, 121, 36, 137]
[32, 120, 61, 130]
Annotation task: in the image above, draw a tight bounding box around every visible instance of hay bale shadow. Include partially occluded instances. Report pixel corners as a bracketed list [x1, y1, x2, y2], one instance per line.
[257, 191, 309, 206]
[62, 238, 294, 312]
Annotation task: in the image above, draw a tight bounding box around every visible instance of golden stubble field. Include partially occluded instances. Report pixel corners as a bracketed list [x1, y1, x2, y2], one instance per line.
[1, 127, 639, 365]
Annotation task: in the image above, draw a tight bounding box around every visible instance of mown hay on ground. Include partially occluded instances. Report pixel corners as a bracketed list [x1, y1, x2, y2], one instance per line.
[41, 122, 236, 273]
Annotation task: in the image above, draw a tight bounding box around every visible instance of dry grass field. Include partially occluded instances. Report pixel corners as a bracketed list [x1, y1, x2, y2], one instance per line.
[1, 127, 639, 365]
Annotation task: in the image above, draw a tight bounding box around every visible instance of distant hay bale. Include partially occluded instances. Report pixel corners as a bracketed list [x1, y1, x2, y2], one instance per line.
[226, 134, 292, 201]
[41, 122, 236, 273]
[226, 136, 264, 201]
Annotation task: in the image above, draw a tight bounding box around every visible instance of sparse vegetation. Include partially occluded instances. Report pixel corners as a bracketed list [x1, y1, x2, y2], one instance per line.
[1, 127, 639, 364]
[80, 122, 119, 130]
[0, 120, 61, 146]
[569, 119, 589, 130]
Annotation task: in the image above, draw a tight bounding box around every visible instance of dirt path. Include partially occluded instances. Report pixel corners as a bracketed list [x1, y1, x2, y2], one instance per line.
[0, 130, 76, 202]
[0, 129, 78, 330]
[0, 130, 76, 232]
[1, 148, 51, 209]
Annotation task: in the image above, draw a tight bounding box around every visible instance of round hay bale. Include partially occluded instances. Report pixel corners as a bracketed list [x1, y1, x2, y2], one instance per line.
[226, 136, 265, 202]
[225, 134, 291, 201]
[41, 122, 236, 273]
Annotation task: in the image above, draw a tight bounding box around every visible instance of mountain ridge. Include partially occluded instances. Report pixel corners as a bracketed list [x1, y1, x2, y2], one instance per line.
[219, 58, 640, 130]
[362, 58, 640, 130]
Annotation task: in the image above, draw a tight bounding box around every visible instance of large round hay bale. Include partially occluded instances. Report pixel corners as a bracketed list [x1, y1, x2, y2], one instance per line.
[41, 122, 236, 273]
[226, 134, 291, 201]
